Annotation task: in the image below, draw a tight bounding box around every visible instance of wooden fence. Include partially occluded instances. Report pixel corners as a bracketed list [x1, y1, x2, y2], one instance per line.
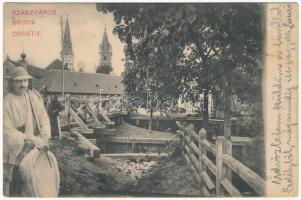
[176, 121, 266, 197]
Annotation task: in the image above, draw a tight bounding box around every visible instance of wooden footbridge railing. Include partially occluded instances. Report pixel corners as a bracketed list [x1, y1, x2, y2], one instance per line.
[176, 121, 266, 197]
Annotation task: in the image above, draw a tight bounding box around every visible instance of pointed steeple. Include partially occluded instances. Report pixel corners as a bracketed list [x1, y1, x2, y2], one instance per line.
[63, 18, 73, 55]
[101, 26, 111, 51]
[62, 17, 74, 71]
[98, 26, 112, 72]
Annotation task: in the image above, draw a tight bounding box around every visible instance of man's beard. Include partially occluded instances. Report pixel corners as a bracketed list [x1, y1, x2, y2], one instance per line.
[15, 86, 27, 95]
[20, 87, 27, 92]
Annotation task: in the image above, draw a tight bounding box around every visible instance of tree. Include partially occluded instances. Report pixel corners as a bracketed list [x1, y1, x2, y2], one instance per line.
[97, 3, 264, 137]
[96, 63, 113, 74]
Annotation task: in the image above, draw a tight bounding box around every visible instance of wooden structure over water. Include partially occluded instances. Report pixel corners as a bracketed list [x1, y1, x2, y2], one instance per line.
[59, 99, 263, 197]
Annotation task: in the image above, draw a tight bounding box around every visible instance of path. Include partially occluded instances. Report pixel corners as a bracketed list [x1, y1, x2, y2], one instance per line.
[49, 132, 203, 197]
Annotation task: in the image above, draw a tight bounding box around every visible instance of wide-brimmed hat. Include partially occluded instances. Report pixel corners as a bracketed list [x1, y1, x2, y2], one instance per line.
[8, 67, 33, 80]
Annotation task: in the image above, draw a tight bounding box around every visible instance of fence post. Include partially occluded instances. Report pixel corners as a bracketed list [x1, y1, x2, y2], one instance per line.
[187, 123, 192, 167]
[198, 128, 206, 184]
[216, 136, 225, 196]
[224, 138, 232, 183]
[198, 128, 204, 173]
[216, 136, 232, 197]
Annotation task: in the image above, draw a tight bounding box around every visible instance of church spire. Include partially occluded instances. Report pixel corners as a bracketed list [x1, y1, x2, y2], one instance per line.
[98, 26, 112, 73]
[63, 18, 73, 55]
[101, 25, 110, 51]
[62, 17, 74, 71]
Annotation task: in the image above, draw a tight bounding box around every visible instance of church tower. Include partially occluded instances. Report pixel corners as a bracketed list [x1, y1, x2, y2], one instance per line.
[62, 18, 74, 71]
[99, 26, 112, 68]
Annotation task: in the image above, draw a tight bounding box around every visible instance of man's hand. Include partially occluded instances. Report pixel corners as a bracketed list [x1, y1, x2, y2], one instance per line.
[33, 137, 49, 151]
[25, 135, 49, 151]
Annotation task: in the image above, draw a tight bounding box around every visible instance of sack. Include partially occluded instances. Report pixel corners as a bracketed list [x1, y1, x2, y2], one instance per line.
[19, 148, 60, 197]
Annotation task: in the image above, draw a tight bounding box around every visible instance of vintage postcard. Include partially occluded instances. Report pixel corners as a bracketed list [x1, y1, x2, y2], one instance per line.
[2, 2, 299, 198]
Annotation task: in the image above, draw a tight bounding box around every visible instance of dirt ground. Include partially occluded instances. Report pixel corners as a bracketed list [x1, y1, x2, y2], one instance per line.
[49, 132, 203, 197]
[130, 155, 203, 197]
[50, 137, 135, 197]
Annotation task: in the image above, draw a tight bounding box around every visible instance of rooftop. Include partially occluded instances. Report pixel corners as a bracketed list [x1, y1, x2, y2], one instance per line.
[41, 70, 124, 95]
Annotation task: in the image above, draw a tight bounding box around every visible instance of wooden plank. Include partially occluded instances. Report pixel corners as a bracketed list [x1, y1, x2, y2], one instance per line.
[107, 111, 128, 118]
[201, 154, 217, 176]
[175, 121, 185, 130]
[69, 122, 78, 126]
[189, 160, 201, 183]
[176, 121, 199, 143]
[201, 186, 210, 197]
[187, 127, 192, 166]
[224, 138, 232, 182]
[72, 128, 94, 134]
[131, 115, 231, 123]
[190, 141, 200, 156]
[93, 124, 107, 129]
[201, 140, 216, 156]
[70, 130, 100, 158]
[88, 139, 97, 145]
[132, 116, 239, 125]
[183, 152, 190, 165]
[216, 137, 232, 196]
[191, 131, 199, 142]
[231, 136, 253, 146]
[86, 104, 102, 126]
[76, 104, 85, 114]
[70, 107, 89, 130]
[82, 129, 94, 134]
[133, 115, 204, 121]
[183, 151, 202, 185]
[103, 137, 173, 144]
[190, 152, 201, 172]
[216, 137, 224, 196]
[98, 109, 114, 124]
[198, 129, 203, 177]
[100, 153, 169, 159]
[221, 179, 242, 197]
[222, 154, 266, 196]
[201, 171, 215, 191]
[199, 128, 209, 181]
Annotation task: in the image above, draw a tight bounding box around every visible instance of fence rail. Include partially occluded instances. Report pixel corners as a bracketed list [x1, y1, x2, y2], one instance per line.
[176, 121, 266, 197]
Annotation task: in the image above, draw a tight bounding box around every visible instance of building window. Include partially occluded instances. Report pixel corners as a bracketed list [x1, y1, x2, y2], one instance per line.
[96, 84, 99, 87]
[73, 83, 77, 86]
[114, 85, 118, 88]
[104, 56, 106, 61]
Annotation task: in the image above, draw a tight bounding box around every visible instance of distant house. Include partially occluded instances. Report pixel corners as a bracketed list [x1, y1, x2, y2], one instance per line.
[3, 53, 46, 96]
[40, 70, 124, 97]
[178, 92, 215, 116]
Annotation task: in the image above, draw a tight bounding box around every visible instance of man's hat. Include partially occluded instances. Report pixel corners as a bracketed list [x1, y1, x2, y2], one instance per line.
[8, 67, 33, 80]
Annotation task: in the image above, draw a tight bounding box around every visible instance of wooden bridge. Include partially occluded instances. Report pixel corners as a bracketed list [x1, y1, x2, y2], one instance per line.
[176, 121, 266, 197]
[59, 96, 265, 197]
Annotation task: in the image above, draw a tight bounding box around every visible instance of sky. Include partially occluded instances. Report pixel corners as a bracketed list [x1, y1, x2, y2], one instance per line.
[3, 3, 125, 75]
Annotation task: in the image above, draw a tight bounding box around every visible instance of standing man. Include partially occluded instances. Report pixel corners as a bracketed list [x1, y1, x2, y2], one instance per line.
[3, 67, 51, 196]
[47, 94, 63, 138]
